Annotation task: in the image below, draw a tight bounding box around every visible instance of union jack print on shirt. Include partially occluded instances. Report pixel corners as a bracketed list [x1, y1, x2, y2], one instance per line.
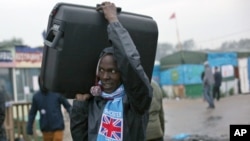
[99, 114, 123, 140]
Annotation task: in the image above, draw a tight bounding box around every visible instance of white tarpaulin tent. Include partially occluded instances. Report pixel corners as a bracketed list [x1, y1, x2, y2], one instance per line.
[238, 58, 249, 93]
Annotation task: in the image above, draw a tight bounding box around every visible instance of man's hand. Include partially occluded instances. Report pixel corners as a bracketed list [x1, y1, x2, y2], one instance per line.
[98, 1, 119, 23]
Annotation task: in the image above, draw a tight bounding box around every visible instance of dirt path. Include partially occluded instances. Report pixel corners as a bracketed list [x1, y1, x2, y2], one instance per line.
[163, 94, 250, 140]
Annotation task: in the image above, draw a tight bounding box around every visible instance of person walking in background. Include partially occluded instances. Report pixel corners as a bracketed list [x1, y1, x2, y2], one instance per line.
[213, 66, 222, 101]
[146, 79, 165, 141]
[70, 2, 152, 140]
[0, 83, 7, 141]
[26, 76, 72, 141]
[203, 62, 215, 109]
[201, 71, 205, 101]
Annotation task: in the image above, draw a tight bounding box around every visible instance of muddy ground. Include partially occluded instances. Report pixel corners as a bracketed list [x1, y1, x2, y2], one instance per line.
[163, 94, 250, 141]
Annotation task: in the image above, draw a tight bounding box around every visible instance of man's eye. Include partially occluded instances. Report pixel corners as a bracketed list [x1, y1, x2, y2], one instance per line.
[99, 69, 104, 72]
[111, 69, 119, 74]
[111, 69, 117, 74]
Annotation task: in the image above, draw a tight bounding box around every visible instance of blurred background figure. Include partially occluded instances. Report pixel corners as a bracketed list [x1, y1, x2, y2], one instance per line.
[0, 83, 7, 141]
[213, 66, 222, 101]
[26, 76, 71, 141]
[201, 70, 205, 100]
[203, 62, 215, 109]
[146, 79, 165, 141]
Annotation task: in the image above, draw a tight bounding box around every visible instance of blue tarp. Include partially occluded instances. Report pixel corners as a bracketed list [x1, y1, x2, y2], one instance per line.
[160, 66, 184, 85]
[152, 64, 160, 83]
[208, 52, 237, 67]
[160, 64, 204, 85]
[248, 57, 250, 89]
[183, 64, 204, 84]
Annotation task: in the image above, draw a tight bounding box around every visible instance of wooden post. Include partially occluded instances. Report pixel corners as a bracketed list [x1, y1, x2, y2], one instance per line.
[4, 104, 14, 141]
[4, 102, 40, 141]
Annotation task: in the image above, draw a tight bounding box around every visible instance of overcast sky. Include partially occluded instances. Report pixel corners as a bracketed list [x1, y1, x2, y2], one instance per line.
[1, 0, 250, 49]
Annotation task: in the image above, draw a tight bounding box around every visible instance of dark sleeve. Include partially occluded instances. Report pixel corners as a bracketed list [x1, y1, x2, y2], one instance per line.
[153, 81, 165, 133]
[201, 72, 204, 80]
[70, 100, 89, 141]
[59, 95, 72, 114]
[0, 92, 5, 126]
[203, 69, 208, 84]
[26, 95, 38, 135]
[158, 89, 165, 133]
[219, 73, 222, 83]
[107, 22, 153, 115]
[159, 103, 165, 133]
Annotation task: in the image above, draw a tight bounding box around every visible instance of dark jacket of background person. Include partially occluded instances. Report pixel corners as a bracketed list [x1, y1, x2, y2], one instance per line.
[213, 67, 222, 101]
[214, 70, 222, 87]
[0, 84, 6, 140]
[146, 80, 165, 141]
[201, 71, 205, 80]
[27, 91, 71, 134]
[70, 23, 152, 141]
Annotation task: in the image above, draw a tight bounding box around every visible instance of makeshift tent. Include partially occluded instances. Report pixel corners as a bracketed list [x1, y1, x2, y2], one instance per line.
[237, 51, 250, 58]
[160, 64, 204, 98]
[207, 52, 237, 67]
[160, 64, 203, 85]
[160, 50, 207, 70]
[159, 49, 250, 98]
[248, 57, 250, 90]
[208, 49, 250, 59]
[238, 58, 250, 93]
[159, 50, 207, 98]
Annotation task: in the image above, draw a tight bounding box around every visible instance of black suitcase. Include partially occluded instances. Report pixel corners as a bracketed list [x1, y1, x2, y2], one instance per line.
[40, 2, 158, 98]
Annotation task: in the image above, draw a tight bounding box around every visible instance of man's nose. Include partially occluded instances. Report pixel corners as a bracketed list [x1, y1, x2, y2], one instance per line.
[103, 71, 110, 79]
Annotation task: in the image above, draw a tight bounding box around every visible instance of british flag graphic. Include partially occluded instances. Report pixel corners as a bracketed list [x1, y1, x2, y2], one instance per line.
[99, 114, 123, 140]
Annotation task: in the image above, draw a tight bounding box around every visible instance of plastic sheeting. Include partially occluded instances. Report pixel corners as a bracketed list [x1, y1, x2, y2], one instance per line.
[160, 64, 204, 85]
[248, 57, 250, 91]
[208, 52, 237, 67]
[152, 63, 160, 83]
[160, 50, 207, 70]
[238, 58, 249, 93]
[160, 66, 184, 85]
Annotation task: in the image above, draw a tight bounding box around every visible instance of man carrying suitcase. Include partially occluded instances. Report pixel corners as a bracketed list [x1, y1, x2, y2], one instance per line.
[70, 1, 153, 141]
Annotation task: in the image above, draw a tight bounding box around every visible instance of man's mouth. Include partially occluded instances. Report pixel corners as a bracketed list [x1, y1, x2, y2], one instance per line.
[102, 83, 112, 88]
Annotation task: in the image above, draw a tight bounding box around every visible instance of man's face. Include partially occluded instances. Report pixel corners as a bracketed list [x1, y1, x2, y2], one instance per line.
[98, 54, 121, 93]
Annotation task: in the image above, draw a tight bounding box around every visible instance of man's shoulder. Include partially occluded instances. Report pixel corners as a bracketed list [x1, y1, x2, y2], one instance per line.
[33, 91, 41, 96]
[215, 72, 222, 76]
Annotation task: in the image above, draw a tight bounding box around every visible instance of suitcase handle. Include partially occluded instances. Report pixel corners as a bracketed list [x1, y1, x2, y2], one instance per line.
[44, 25, 63, 48]
[96, 4, 122, 13]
